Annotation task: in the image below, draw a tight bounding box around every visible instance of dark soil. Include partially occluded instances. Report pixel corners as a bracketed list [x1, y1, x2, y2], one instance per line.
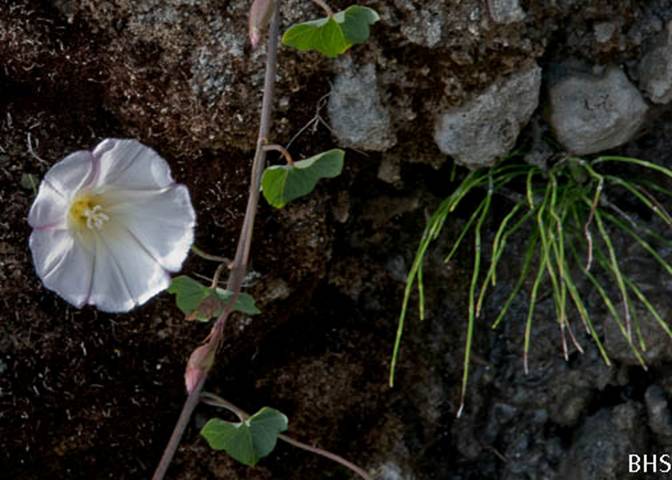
[3, 1, 672, 479]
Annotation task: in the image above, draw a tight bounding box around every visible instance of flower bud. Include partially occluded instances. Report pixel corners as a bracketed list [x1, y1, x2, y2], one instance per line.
[249, 0, 274, 48]
[184, 344, 215, 393]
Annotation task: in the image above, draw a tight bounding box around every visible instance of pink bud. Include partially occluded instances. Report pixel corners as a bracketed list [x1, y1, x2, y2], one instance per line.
[184, 344, 215, 394]
[249, 0, 274, 48]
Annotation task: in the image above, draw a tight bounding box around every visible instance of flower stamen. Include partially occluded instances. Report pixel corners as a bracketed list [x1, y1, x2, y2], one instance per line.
[69, 195, 109, 231]
[84, 205, 110, 230]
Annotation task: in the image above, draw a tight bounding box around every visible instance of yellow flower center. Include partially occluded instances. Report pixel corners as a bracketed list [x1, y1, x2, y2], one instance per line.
[69, 194, 110, 231]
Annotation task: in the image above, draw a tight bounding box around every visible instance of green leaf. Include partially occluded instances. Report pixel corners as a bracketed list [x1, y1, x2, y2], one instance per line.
[201, 407, 288, 466]
[167, 276, 261, 321]
[261, 149, 344, 208]
[168, 276, 210, 315]
[337, 6, 380, 44]
[20, 173, 38, 194]
[283, 17, 349, 57]
[282, 5, 379, 57]
[214, 289, 262, 316]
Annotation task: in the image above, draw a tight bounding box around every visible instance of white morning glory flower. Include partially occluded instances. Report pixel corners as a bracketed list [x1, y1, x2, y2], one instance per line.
[28, 139, 196, 313]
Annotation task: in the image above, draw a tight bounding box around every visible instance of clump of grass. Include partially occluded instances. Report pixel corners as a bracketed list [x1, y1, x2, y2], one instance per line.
[390, 155, 672, 417]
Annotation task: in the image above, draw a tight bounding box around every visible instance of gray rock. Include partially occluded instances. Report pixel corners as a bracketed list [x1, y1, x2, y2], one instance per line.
[639, 20, 672, 104]
[548, 66, 649, 155]
[594, 21, 617, 43]
[559, 403, 647, 480]
[378, 155, 402, 185]
[488, 0, 526, 25]
[375, 463, 414, 480]
[645, 385, 672, 442]
[328, 61, 397, 152]
[391, 0, 445, 48]
[434, 62, 541, 169]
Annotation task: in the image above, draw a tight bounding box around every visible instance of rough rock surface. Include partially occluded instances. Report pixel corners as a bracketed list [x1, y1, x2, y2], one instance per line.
[645, 385, 672, 443]
[488, 0, 526, 25]
[594, 21, 618, 44]
[385, 0, 447, 48]
[434, 62, 542, 169]
[328, 60, 397, 152]
[639, 20, 672, 104]
[548, 66, 649, 155]
[559, 403, 647, 480]
[604, 293, 672, 366]
[4, 1, 672, 479]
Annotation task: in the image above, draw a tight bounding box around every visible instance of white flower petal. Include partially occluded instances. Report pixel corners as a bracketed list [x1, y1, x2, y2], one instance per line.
[29, 229, 94, 307]
[29, 138, 195, 313]
[42, 150, 96, 197]
[105, 185, 196, 271]
[92, 139, 175, 190]
[28, 180, 69, 230]
[88, 226, 171, 313]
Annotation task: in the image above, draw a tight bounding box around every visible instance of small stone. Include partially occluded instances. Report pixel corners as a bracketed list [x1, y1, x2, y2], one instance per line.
[375, 463, 412, 480]
[332, 191, 350, 224]
[377, 155, 402, 185]
[395, 0, 445, 48]
[639, 20, 672, 104]
[547, 66, 649, 155]
[434, 62, 542, 169]
[594, 21, 617, 43]
[645, 385, 672, 441]
[559, 403, 647, 480]
[328, 60, 397, 152]
[261, 278, 291, 302]
[488, 0, 526, 25]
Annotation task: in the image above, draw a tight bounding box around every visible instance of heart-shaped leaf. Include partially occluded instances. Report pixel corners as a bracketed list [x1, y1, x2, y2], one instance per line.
[168, 276, 210, 314]
[261, 149, 344, 208]
[336, 5, 380, 44]
[201, 407, 289, 466]
[282, 5, 379, 58]
[168, 276, 261, 321]
[213, 288, 261, 316]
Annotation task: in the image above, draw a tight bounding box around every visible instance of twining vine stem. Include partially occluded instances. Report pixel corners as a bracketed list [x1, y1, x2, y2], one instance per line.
[191, 245, 230, 264]
[263, 143, 295, 165]
[151, 4, 281, 479]
[200, 393, 372, 480]
[311, 0, 334, 16]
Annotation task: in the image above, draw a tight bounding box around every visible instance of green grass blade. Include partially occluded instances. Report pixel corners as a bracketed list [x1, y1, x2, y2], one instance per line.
[593, 245, 672, 346]
[535, 180, 567, 356]
[591, 246, 648, 351]
[601, 211, 672, 277]
[491, 233, 539, 329]
[562, 255, 611, 365]
[594, 156, 672, 181]
[624, 276, 672, 339]
[524, 260, 546, 374]
[638, 179, 672, 200]
[568, 240, 647, 369]
[458, 175, 494, 418]
[593, 209, 633, 340]
[604, 175, 672, 225]
[417, 260, 425, 321]
[475, 203, 526, 316]
[391, 172, 488, 386]
[444, 198, 488, 264]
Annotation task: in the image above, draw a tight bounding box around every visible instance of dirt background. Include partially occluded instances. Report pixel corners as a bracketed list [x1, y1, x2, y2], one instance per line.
[3, 0, 672, 479]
